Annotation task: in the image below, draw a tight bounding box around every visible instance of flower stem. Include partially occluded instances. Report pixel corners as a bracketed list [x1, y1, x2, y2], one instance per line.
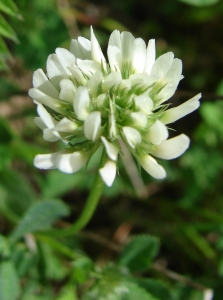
[44, 149, 105, 238]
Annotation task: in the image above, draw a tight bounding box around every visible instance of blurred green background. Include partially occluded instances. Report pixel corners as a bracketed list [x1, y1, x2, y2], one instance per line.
[1, 0, 223, 299]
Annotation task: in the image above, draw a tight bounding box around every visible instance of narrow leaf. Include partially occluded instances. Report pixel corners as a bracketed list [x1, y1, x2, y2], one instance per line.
[119, 235, 160, 272]
[0, 57, 7, 70]
[0, 14, 18, 42]
[9, 199, 70, 243]
[178, 0, 219, 6]
[0, 36, 9, 55]
[182, 226, 216, 260]
[0, 0, 19, 17]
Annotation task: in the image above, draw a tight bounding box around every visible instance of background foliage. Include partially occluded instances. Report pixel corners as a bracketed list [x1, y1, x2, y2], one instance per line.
[1, 0, 223, 299]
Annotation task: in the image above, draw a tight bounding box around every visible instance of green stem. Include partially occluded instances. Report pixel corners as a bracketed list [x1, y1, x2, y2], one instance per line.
[43, 149, 105, 238]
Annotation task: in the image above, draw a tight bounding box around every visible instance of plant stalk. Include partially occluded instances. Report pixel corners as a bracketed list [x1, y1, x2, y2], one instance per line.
[43, 149, 106, 237]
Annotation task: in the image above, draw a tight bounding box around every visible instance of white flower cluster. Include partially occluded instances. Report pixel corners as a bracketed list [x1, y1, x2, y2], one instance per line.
[29, 27, 200, 186]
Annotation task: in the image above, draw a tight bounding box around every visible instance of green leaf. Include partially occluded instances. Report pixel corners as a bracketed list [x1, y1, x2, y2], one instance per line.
[0, 36, 9, 55]
[71, 256, 93, 284]
[200, 101, 223, 134]
[56, 285, 78, 300]
[0, 169, 36, 218]
[82, 264, 159, 300]
[38, 242, 68, 281]
[11, 244, 38, 278]
[133, 278, 175, 300]
[18, 278, 53, 300]
[119, 235, 160, 272]
[9, 199, 70, 243]
[0, 236, 20, 300]
[0, 235, 10, 258]
[175, 285, 204, 300]
[178, 0, 219, 6]
[81, 264, 126, 300]
[0, 14, 18, 42]
[0, 0, 19, 17]
[123, 282, 159, 300]
[0, 260, 20, 300]
[42, 170, 79, 198]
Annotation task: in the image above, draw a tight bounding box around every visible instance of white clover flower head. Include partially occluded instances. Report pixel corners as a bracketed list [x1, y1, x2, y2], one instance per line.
[29, 27, 201, 187]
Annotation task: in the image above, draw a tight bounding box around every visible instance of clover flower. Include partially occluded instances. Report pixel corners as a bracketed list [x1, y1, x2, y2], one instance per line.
[29, 27, 201, 187]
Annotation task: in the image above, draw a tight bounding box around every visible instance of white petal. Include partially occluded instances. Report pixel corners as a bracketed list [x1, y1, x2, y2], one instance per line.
[154, 60, 183, 106]
[84, 111, 101, 141]
[70, 37, 91, 59]
[150, 52, 174, 79]
[130, 112, 147, 129]
[161, 93, 201, 124]
[77, 59, 101, 77]
[68, 65, 87, 85]
[33, 69, 59, 98]
[118, 79, 132, 92]
[34, 151, 88, 173]
[144, 39, 156, 74]
[108, 30, 122, 50]
[35, 103, 61, 141]
[29, 88, 63, 114]
[134, 95, 153, 115]
[99, 160, 116, 187]
[108, 97, 117, 140]
[102, 72, 122, 92]
[162, 58, 182, 84]
[73, 86, 90, 120]
[101, 136, 119, 161]
[33, 68, 48, 87]
[90, 27, 106, 66]
[122, 127, 142, 148]
[131, 38, 147, 73]
[107, 45, 122, 72]
[36, 103, 57, 129]
[34, 153, 58, 169]
[121, 31, 135, 64]
[96, 94, 108, 109]
[47, 54, 69, 78]
[204, 289, 214, 300]
[53, 117, 78, 132]
[87, 71, 102, 97]
[55, 48, 76, 69]
[144, 120, 168, 145]
[34, 117, 46, 130]
[43, 128, 60, 142]
[138, 155, 166, 179]
[55, 151, 89, 173]
[129, 73, 158, 89]
[59, 79, 76, 103]
[107, 30, 122, 71]
[46, 54, 71, 90]
[152, 134, 190, 160]
[154, 85, 178, 104]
